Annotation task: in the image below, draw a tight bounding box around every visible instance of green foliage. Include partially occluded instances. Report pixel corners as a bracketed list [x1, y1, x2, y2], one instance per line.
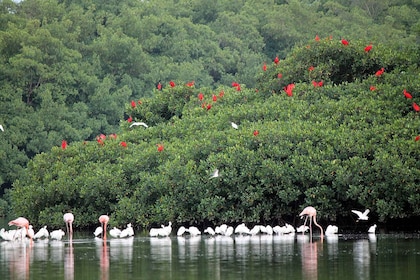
[2, 0, 420, 229]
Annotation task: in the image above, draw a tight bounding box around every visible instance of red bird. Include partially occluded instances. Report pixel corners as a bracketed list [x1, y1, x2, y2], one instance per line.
[127, 116, 133, 123]
[206, 104, 212, 110]
[61, 140, 67, 150]
[403, 89, 412, 99]
[274, 56, 279, 65]
[253, 130, 259, 136]
[262, 63, 267, 71]
[341, 39, 349, 46]
[315, 35, 320, 41]
[131, 100, 136, 108]
[186, 81, 195, 87]
[219, 90, 225, 97]
[212, 94, 217, 102]
[308, 66, 315, 71]
[157, 82, 162, 90]
[415, 135, 420, 142]
[120, 141, 127, 147]
[375, 68, 385, 77]
[277, 73, 283, 79]
[198, 92, 204, 101]
[284, 83, 295, 97]
[370, 86, 377, 91]
[312, 80, 323, 87]
[157, 144, 164, 152]
[169, 81, 175, 88]
[364, 44, 372, 52]
[413, 102, 420, 112]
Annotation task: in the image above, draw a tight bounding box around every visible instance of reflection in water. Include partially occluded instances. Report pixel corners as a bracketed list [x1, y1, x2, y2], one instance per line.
[1, 241, 32, 280]
[110, 237, 134, 262]
[300, 240, 320, 280]
[353, 239, 373, 280]
[150, 237, 172, 262]
[99, 241, 109, 280]
[64, 241, 74, 280]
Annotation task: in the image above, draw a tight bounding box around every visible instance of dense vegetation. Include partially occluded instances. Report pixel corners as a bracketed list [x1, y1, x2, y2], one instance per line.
[1, 0, 419, 229]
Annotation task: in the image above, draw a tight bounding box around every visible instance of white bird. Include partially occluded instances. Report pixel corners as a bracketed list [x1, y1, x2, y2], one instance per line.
[110, 227, 122, 238]
[34, 226, 49, 239]
[325, 225, 339, 235]
[149, 228, 161, 237]
[158, 222, 172, 237]
[250, 225, 262, 235]
[50, 229, 65, 240]
[215, 224, 228, 235]
[296, 225, 310, 233]
[177, 226, 187, 236]
[27, 225, 35, 240]
[93, 226, 103, 237]
[368, 224, 377, 234]
[0, 124, 4, 132]
[130, 122, 148, 128]
[120, 223, 134, 238]
[224, 226, 234, 237]
[0, 228, 14, 241]
[352, 209, 370, 221]
[231, 122, 238, 129]
[209, 169, 219, 179]
[234, 223, 250, 235]
[186, 226, 201, 236]
[204, 227, 216, 235]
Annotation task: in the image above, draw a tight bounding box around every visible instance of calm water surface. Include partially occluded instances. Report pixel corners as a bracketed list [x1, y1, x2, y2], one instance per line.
[0, 222, 419, 279]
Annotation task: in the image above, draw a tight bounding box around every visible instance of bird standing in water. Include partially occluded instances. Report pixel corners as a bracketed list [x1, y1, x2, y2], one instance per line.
[299, 206, 324, 239]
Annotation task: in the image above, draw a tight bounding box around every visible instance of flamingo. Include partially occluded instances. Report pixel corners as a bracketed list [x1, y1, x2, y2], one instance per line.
[8, 217, 32, 242]
[98, 215, 109, 240]
[63, 213, 74, 238]
[351, 209, 370, 221]
[299, 206, 324, 239]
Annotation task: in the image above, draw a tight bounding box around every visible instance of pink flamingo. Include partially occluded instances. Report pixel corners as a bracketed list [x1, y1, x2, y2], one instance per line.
[299, 206, 324, 239]
[8, 217, 32, 242]
[98, 215, 109, 240]
[63, 213, 74, 239]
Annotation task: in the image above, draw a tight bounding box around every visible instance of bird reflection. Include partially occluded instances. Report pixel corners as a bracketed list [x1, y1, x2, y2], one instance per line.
[64, 241, 74, 280]
[301, 240, 320, 280]
[2, 242, 32, 280]
[353, 239, 371, 279]
[99, 241, 109, 280]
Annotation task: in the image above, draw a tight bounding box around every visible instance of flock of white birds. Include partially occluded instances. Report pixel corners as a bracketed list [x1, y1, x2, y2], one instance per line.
[0, 207, 377, 243]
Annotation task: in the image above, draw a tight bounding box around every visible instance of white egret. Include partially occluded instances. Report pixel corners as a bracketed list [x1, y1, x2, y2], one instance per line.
[209, 169, 219, 179]
[351, 209, 370, 221]
[50, 229, 65, 240]
[34, 226, 49, 239]
[325, 225, 338, 235]
[110, 227, 122, 238]
[187, 226, 201, 236]
[177, 226, 187, 236]
[130, 122, 148, 128]
[231, 122, 238, 129]
[204, 227, 216, 236]
[368, 224, 377, 234]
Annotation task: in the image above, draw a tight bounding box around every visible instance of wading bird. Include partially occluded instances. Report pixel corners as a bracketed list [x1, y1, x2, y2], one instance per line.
[98, 215, 110, 240]
[8, 217, 32, 242]
[299, 206, 324, 239]
[130, 122, 148, 128]
[63, 213, 74, 239]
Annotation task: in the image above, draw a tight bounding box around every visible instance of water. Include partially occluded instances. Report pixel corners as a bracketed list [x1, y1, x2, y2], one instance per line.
[0, 224, 419, 279]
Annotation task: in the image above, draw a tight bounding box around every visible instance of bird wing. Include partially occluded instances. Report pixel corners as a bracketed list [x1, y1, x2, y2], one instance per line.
[363, 209, 370, 216]
[130, 122, 148, 128]
[0, 125, 4, 132]
[351, 210, 363, 217]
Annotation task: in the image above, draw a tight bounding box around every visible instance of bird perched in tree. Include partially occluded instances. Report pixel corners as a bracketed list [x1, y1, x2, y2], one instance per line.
[231, 122, 238, 129]
[210, 169, 219, 179]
